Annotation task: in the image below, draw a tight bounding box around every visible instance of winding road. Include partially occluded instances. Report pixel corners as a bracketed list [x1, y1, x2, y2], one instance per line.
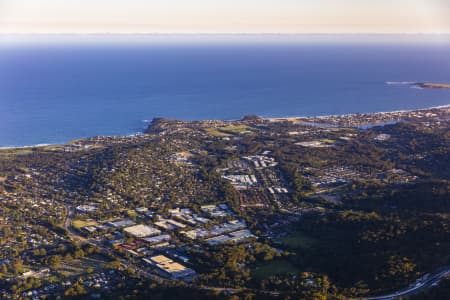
[366, 267, 450, 300]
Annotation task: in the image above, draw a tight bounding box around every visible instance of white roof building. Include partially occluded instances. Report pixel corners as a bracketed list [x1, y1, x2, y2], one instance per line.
[123, 224, 161, 238]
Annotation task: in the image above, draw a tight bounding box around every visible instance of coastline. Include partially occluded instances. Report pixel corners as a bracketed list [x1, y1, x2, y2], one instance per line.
[1, 104, 449, 150]
[261, 103, 450, 121]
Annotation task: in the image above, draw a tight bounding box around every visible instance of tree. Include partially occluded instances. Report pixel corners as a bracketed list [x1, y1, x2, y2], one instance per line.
[321, 275, 330, 300]
[11, 258, 24, 275]
[1, 264, 8, 274]
[50, 255, 62, 267]
[64, 282, 87, 297]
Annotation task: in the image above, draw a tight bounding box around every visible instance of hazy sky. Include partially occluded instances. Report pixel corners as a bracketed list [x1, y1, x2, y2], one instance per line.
[1, 0, 450, 34]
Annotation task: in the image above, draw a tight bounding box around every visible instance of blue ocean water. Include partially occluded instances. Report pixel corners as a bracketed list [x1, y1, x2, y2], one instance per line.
[1, 35, 450, 147]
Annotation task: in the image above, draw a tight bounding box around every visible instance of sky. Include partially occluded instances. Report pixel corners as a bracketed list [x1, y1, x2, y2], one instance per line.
[1, 0, 450, 34]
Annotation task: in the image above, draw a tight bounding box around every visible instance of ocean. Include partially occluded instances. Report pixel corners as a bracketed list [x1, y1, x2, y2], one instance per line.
[1, 35, 450, 147]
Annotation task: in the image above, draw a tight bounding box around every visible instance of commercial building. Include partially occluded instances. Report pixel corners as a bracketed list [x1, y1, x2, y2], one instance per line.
[143, 255, 196, 280]
[123, 224, 161, 238]
[142, 234, 171, 245]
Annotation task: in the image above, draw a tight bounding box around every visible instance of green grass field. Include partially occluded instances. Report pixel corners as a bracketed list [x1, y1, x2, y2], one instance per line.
[279, 231, 317, 249]
[204, 128, 232, 137]
[72, 219, 97, 230]
[205, 125, 252, 137]
[252, 259, 300, 280]
[220, 125, 251, 134]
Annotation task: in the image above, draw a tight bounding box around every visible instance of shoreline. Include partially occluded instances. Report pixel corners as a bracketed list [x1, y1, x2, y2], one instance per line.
[261, 104, 450, 121]
[386, 81, 450, 90]
[1, 104, 449, 150]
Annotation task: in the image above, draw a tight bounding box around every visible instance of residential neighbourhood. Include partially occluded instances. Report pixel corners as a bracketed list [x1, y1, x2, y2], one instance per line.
[0, 106, 448, 299]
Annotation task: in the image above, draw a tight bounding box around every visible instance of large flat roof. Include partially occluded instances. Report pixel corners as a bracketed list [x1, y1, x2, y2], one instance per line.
[149, 255, 195, 277]
[150, 255, 172, 264]
[123, 224, 161, 238]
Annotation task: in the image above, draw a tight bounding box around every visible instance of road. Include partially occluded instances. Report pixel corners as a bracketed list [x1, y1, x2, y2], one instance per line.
[62, 204, 88, 242]
[366, 267, 450, 300]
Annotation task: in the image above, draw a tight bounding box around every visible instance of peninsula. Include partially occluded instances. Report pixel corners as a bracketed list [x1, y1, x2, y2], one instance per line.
[413, 82, 450, 89]
[387, 81, 450, 90]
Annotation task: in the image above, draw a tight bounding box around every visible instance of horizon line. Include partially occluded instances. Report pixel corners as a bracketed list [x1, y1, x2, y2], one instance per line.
[2, 32, 450, 36]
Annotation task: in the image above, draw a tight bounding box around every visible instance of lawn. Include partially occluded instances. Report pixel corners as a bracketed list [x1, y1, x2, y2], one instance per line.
[252, 259, 301, 280]
[205, 125, 252, 137]
[219, 125, 252, 134]
[279, 231, 317, 249]
[204, 128, 232, 137]
[72, 219, 97, 230]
